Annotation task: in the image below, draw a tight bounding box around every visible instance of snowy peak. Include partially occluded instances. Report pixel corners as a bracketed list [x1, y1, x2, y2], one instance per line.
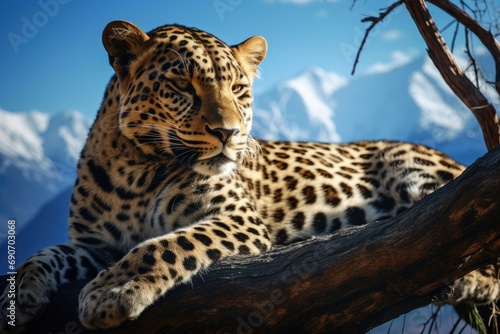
[285, 68, 346, 132]
[0, 109, 50, 166]
[0, 108, 91, 230]
[333, 55, 474, 142]
[409, 60, 469, 137]
[0, 109, 91, 173]
[284, 67, 347, 96]
[253, 67, 346, 143]
[43, 110, 91, 163]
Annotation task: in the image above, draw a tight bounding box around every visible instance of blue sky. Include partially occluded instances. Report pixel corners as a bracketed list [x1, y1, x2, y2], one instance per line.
[0, 0, 483, 118]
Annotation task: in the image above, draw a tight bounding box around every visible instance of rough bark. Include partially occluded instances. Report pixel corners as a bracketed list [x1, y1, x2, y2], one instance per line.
[2, 145, 500, 334]
[404, 0, 500, 151]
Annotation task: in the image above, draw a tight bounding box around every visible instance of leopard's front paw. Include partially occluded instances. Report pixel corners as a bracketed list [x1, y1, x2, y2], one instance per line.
[78, 268, 159, 330]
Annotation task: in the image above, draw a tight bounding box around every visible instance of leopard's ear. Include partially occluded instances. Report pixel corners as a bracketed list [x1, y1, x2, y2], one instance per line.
[232, 36, 267, 82]
[102, 20, 150, 78]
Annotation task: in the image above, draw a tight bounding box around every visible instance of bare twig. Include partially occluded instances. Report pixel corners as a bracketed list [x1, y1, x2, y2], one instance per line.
[449, 315, 466, 334]
[419, 305, 442, 334]
[450, 21, 460, 52]
[464, 26, 481, 88]
[350, 1, 403, 75]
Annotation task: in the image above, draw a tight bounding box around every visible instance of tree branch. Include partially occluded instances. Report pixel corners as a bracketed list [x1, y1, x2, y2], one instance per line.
[2, 146, 500, 334]
[405, 0, 500, 151]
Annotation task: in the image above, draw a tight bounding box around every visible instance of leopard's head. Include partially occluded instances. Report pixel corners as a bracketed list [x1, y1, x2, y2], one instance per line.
[102, 20, 266, 176]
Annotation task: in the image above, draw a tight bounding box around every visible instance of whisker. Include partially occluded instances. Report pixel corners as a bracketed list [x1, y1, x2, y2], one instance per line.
[166, 48, 191, 75]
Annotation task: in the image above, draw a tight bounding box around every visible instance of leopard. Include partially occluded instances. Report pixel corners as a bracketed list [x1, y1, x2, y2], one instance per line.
[1, 20, 499, 332]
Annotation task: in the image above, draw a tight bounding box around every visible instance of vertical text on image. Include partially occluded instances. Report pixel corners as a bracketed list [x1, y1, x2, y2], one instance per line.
[7, 220, 16, 274]
[6, 219, 17, 327]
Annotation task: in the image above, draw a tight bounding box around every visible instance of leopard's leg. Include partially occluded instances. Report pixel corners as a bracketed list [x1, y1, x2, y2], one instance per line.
[448, 265, 500, 305]
[0, 244, 106, 332]
[78, 217, 271, 330]
[436, 265, 500, 332]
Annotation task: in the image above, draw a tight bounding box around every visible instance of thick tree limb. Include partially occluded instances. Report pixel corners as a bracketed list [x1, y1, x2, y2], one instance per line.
[404, 0, 500, 151]
[2, 146, 500, 334]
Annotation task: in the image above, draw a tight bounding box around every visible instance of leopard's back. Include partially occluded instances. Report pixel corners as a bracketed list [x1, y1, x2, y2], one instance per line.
[240, 140, 465, 244]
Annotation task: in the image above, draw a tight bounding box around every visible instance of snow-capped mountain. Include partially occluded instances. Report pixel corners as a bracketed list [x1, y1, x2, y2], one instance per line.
[253, 67, 346, 143]
[253, 54, 497, 165]
[0, 109, 91, 233]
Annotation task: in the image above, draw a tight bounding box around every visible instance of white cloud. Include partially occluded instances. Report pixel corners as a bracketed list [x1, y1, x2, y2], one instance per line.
[366, 50, 415, 74]
[381, 30, 403, 41]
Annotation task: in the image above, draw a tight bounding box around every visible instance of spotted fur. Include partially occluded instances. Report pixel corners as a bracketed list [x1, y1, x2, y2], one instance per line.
[1, 20, 498, 331]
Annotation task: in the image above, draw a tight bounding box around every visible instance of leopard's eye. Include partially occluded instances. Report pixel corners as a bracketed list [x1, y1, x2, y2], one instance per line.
[232, 84, 244, 94]
[173, 79, 191, 91]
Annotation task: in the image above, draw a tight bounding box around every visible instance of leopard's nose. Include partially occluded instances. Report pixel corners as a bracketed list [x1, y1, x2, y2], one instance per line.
[205, 125, 240, 144]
